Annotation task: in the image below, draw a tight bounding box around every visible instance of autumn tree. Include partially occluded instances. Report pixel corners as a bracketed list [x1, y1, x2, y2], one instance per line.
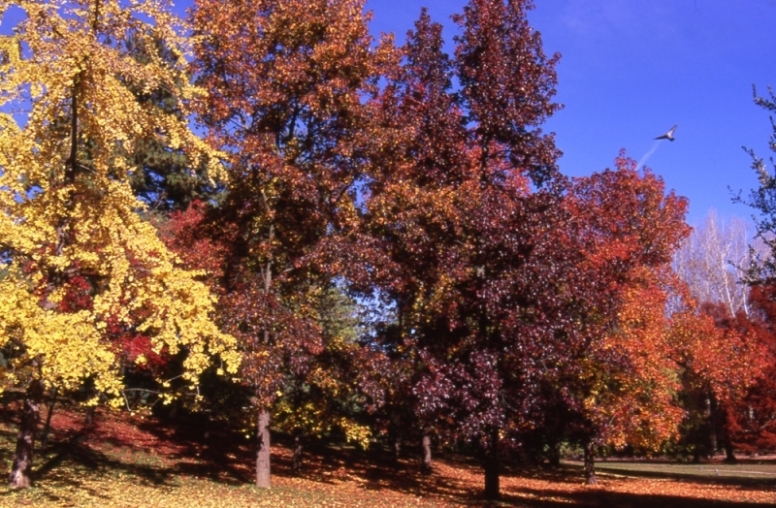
[563, 156, 691, 484]
[363, 7, 467, 473]
[420, 0, 569, 498]
[669, 304, 767, 462]
[673, 211, 767, 462]
[723, 284, 776, 454]
[0, 0, 238, 488]
[191, 0, 392, 488]
[364, 0, 594, 499]
[564, 159, 763, 477]
[715, 87, 776, 454]
[271, 286, 381, 471]
[668, 210, 767, 462]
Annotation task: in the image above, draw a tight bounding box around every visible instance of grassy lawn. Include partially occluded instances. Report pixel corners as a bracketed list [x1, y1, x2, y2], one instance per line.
[572, 458, 776, 480]
[0, 403, 774, 507]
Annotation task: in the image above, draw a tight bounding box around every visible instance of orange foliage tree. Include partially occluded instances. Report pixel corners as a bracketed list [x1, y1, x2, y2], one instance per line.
[564, 154, 691, 484]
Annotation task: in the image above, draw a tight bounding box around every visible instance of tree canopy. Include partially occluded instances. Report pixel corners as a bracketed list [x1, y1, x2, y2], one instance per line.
[0, 0, 770, 499]
[0, 0, 238, 487]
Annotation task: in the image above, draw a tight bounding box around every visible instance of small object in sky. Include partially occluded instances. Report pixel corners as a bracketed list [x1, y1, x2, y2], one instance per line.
[655, 124, 678, 141]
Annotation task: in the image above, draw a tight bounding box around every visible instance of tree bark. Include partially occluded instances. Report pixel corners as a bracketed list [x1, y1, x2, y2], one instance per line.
[547, 441, 561, 467]
[706, 395, 719, 455]
[9, 379, 45, 488]
[84, 405, 97, 429]
[256, 409, 271, 488]
[39, 388, 58, 448]
[583, 439, 597, 485]
[292, 433, 303, 474]
[392, 436, 401, 465]
[421, 433, 432, 474]
[723, 441, 737, 464]
[719, 409, 737, 464]
[483, 428, 500, 500]
[255, 209, 273, 489]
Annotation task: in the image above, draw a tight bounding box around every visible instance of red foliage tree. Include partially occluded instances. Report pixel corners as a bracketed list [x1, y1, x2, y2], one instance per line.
[363, 7, 467, 472]
[722, 285, 776, 455]
[190, 0, 392, 487]
[669, 303, 767, 462]
[364, 1, 598, 498]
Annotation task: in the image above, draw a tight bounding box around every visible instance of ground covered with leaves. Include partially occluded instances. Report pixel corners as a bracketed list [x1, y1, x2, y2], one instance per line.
[0, 406, 774, 507]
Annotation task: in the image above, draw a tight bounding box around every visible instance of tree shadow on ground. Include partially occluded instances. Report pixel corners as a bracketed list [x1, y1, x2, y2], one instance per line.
[498, 487, 772, 508]
[1, 401, 774, 507]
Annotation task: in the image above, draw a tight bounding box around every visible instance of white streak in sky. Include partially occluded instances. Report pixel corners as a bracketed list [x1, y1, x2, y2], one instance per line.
[636, 141, 660, 172]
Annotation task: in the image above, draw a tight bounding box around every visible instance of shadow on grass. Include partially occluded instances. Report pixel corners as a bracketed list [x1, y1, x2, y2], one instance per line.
[109, 414, 776, 507]
[0, 403, 192, 493]
[499, 486, 772, 508]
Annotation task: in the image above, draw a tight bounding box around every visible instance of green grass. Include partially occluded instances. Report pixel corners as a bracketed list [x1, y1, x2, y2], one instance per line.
[566, 458, 776, 481]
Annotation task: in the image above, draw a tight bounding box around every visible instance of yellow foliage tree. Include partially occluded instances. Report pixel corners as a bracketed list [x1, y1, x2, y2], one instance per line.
[0, 0, 239, 488]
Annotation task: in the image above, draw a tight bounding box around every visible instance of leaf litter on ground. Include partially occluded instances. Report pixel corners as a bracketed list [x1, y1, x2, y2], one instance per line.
[0, 406, 774, 507]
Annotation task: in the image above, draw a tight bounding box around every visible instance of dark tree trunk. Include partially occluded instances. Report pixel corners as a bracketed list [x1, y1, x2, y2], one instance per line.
[256, 409, 271, 488]
[723, 441, 737, 464]
[706, 395, 719, 455]
[292, 433, 303, 474]
[584, 439, 597, 485]
[720, 412, 737, 464]
[483, 428, 500, 500]
[39, 388, 58, 448]
[83, 405, 97, 429]
[713, 405, 737, 464]
[547, 442, 561, 467]
[709, 428, 718, 455]
[421, 433, 432, 474]
[9, 379, 44, 488]
[393, 436, 401, 465]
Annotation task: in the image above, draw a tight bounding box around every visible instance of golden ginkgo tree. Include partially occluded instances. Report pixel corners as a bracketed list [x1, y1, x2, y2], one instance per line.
[0, 0, 239, 487]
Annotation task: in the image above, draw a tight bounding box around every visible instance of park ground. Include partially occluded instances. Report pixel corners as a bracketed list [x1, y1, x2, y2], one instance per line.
[0, 402, 774, 507]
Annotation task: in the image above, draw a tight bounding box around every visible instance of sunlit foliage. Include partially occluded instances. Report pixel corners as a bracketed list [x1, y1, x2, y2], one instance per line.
[0, 0, 238, 487]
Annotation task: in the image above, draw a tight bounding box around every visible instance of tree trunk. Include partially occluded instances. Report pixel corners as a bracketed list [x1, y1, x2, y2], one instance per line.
[393, 436, 401, 465]
[584, 439, 597, 485]
[256, 409, 271, 488]
[723, 441, 737, 464]
[706, 395, 719, 455]
[292, 433, 303, 474]
[84, 405, 97, 429]
[547, 441, 561, 468]
[421, 433, 432, 474]
[39, 388, 58, 448]
[483, 428, 500, 500]
[719, 410, 737, 464]
[9, 379, 44, 488]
